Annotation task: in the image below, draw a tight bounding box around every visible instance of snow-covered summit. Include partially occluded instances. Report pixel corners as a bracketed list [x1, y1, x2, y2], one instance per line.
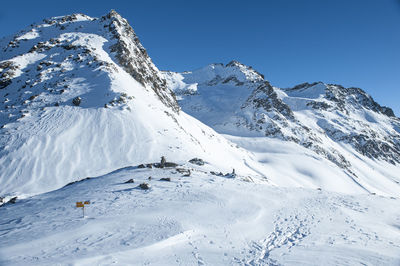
[185, 60, 265, 84]
[163, 61, 266, 134]
[0, 10, 178, 113]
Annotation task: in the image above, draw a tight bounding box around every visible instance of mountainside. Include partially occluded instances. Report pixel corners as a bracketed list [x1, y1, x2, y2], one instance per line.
[0, 12, 260, 197]
[164, 62, 400, 195]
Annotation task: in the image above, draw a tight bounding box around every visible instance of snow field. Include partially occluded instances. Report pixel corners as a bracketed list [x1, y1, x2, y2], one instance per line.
[0, 166, 399, 265]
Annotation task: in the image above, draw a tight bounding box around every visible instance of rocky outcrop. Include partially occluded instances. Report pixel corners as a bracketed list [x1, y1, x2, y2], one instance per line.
[102, 10, 179, 113]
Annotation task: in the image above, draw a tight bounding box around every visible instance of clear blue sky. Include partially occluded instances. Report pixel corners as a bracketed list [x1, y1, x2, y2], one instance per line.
[1, 0, 399, 115]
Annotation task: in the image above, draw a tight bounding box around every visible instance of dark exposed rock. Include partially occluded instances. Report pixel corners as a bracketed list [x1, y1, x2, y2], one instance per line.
[64, 177, 92, 187]
[29, 95, 38, 101]
[159, 177, 171, 182]
[243, 82, 295, 120]
[124, 179, 134, 183]
[72, 97, 81, 106]
[339, 133, 400, 164]
[189, 158, 205, 166]
[224, 173, 236, 178]
[139, 182, 150, 190]
[164, 162, 178, 168]
[210, 171, 233, 177]
[137, 164, 146, 168]
[103, 10, 179, 113]
[0, 79, 11, 89]
[151, 159, 178, 168]
[222, 76, 244, 86]
[0, 61, 15, 89]
[0, 61, 13, 70]
[62, 44, 75, 50]
[307, 101, 331, 110]
[176, 168, 188, 174]
[8, 197, 17, 204]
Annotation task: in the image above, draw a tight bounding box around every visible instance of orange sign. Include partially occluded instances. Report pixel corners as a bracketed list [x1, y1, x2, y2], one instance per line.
[84, 201, 90, 205]
[76, 202, 84, 208]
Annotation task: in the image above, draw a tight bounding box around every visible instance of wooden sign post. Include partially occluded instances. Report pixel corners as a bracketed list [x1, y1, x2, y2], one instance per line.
[76, 201, 90, 218]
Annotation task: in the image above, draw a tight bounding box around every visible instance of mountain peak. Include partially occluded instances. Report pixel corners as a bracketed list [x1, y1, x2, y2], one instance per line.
[226, 60, 265, 80]
[176, 61, 266, 86]
[105, 9, 123, 20]
[226, 60, 244, 67]
[0, 11, 179, 113]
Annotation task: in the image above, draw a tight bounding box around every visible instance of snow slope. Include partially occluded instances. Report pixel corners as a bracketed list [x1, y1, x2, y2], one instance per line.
[0, 165, 399, 265]
[0, 12, 260, 197]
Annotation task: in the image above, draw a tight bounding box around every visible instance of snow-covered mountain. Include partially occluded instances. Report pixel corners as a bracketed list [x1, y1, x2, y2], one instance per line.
[0, 11, 261, 197]
[1, 11, 400, 266]
[1, 10, 399, 199]
[164, 62, 400, 195]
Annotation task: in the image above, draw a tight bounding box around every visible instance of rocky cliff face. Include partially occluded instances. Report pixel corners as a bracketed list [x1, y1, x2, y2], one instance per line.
[103, 10, 179, 112]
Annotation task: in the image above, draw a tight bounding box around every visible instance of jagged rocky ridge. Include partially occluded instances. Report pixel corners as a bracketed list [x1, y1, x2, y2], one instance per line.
[164, 62, 400, 168]
[0, 10, 178, 126]
[103, 11, 179, 112]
